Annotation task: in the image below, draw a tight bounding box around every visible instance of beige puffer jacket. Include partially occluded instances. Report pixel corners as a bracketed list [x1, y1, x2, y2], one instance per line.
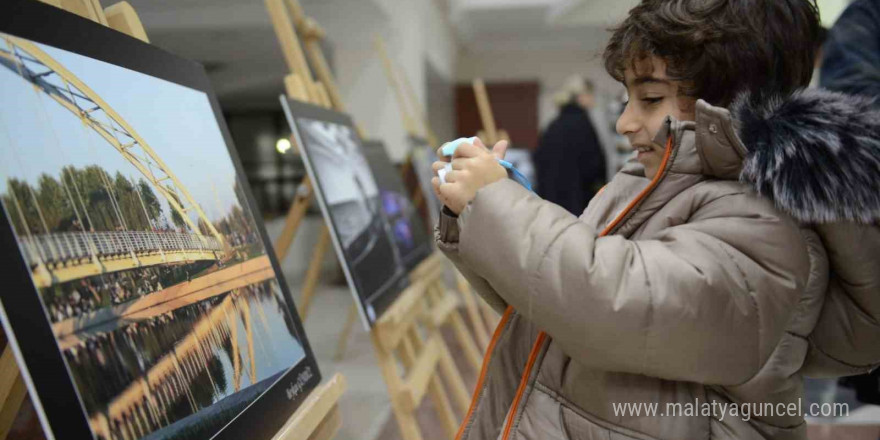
[436, 90, 880, 440]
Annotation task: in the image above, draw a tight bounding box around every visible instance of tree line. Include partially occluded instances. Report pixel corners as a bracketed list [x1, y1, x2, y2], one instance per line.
[1, 165, 177, 235]
[3, 165, 260, 246]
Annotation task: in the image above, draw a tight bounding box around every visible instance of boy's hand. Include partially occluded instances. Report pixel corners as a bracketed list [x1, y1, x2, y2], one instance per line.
[431, 138, 509, 215]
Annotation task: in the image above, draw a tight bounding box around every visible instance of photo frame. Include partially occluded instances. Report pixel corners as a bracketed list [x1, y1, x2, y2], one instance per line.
[281, 98, 410, 329]
[0, 2, 320, 439]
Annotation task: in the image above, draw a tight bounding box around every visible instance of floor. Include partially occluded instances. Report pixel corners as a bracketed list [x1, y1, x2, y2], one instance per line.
[266, 215, 480, 440]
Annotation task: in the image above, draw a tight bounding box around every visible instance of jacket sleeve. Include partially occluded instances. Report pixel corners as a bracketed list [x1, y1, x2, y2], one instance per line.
[435, 206, 509, 314]
[455, 179, 810, 385]
[802, 222, 880, 377]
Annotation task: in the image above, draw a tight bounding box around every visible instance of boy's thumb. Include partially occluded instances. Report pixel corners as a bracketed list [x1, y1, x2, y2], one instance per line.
[492, 140, 509, 160]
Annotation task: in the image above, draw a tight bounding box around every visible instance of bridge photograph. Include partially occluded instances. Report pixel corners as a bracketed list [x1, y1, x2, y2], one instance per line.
[0, 33, 307, 440]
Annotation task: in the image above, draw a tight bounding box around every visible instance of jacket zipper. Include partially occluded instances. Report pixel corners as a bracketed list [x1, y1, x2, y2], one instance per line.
[500, 331, 548, 439]
[454, 306, 515, 440]
[498, 135, 675, 440]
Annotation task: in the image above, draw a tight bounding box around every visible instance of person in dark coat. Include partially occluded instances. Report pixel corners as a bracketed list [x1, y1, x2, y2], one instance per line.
[534, 75, 607, 215]
[820, 0, 880, 407]
[820, 0, 880, 98]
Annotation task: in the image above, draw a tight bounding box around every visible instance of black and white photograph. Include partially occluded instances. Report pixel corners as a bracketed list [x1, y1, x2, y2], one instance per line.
[362, 140, 433, 273]
[282, 99, 409, 327]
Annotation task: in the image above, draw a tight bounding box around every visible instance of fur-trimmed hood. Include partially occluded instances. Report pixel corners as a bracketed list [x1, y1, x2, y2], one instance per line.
[730, 89, 880, 224]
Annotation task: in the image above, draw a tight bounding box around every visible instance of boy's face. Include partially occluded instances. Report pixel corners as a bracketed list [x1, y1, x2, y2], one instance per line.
[616, 56, 696, 179]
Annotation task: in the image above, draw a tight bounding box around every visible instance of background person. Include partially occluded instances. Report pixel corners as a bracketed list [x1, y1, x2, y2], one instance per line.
[820, 0, 880, 407]
[533, 75, 607, 215]
[820, 0, 880, 98]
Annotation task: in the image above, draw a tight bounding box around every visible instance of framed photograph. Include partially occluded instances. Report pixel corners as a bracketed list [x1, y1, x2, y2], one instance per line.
[361, 140, 433, 272]
[0, 2, 320, 439]
[281, 99, 410, 328]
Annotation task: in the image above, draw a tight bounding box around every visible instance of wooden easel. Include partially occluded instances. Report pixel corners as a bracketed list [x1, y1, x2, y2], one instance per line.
[0, 344, 26, 440]
[265, 0, 483, 369]
[265, 1, 486, 438]
[264, 0, 363, 362]
[472, 78, 512, 147]
[374, 37, 496, 349]
[0, 2, 345, 440]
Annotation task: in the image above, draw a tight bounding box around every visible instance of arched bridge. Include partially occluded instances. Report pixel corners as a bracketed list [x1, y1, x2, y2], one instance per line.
[20, 230, 224, 288]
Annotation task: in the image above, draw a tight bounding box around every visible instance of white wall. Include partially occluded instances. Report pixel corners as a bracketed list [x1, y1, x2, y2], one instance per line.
[817, 0, 851, 27]
[330, 0, 459, 162]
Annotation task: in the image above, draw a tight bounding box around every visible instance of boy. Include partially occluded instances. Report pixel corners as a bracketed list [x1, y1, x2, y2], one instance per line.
[433, 1, 880, 439]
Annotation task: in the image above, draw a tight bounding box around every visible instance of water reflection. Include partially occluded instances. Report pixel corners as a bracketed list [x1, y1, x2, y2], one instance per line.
[62, 280, 304, 440]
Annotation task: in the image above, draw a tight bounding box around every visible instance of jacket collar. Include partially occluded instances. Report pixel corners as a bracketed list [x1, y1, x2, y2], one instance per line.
[607, 88, 880, 230]
[641, 98, 750, 180]
[693, 100, 749, 180]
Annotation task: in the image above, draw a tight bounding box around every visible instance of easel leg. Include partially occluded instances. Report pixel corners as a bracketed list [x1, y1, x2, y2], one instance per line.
[436, 337, 471, 416]
[305, 405, 341, 440]
[449, 310, 483, 373]
[429, 282, 482, 373]
[370, 332, 424, 440]
[297, 225, 331, 320]
[0, 347, 27, 440]
[333, 303, 358, 361]
[426, 374, 458, 439]
[407, 327, 470, 418]
[273, 178, 313, 262]
[403, 330, 458, 439]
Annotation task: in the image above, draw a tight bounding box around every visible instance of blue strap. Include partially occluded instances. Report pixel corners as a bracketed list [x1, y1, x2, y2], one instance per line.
[439, 137, 534, 192]
[498, 159, 533, 192]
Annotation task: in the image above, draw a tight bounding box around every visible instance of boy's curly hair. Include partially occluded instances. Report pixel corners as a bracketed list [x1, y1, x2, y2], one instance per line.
[604, 0, 821, 106]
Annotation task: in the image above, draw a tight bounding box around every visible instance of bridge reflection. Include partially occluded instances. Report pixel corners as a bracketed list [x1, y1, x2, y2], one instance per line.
[86, 287, 263, 440]
[52, 256, 273, 351]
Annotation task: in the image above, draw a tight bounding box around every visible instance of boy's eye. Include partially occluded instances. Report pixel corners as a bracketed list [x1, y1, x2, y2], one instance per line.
[642, 97, 663, 104]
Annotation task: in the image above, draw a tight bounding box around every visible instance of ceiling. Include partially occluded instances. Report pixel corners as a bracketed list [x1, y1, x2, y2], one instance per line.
[450, 0, 637, 53]
[117, 0, 390, 110]
[110, 0, 637, 109]
[104, 0, 850, 111]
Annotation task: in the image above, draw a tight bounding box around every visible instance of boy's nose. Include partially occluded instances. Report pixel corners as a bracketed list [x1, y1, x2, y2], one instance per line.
[616, 105, 640, 136]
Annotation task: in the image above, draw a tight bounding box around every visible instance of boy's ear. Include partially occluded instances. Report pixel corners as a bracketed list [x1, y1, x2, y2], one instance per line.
[676, 95, 697, 116]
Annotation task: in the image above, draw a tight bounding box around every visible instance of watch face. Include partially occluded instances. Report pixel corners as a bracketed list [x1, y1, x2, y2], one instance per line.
[0, 2, 320, 439]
